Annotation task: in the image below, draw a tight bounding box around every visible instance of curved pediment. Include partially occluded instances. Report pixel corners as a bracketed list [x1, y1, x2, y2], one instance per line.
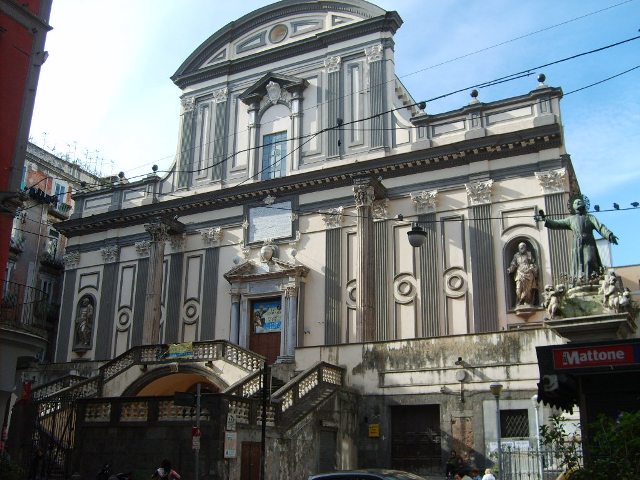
[172, 0, 393, 88]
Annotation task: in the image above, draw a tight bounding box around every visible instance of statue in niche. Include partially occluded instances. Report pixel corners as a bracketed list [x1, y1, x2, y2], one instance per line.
[74, 295, 95, 350]
[507, 241, 539, 307]
[539, 195, 618, 283]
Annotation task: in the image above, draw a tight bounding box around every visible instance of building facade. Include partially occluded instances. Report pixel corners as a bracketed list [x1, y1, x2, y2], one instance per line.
[19, 1, 635, 478]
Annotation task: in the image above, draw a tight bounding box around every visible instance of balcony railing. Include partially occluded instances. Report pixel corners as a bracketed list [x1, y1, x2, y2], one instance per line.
[0, 280, 50, 333]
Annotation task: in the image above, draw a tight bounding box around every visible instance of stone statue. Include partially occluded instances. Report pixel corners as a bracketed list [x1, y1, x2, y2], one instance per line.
[541, 197, 618, 282]
[507, 242, 538, 306]
[75, 296, 95, 348]
[542, 284, 564, 319]
[602, 271, 620, 310]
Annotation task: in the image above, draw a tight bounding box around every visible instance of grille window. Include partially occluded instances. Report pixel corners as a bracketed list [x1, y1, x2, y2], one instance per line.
[500, 409, 529, 438]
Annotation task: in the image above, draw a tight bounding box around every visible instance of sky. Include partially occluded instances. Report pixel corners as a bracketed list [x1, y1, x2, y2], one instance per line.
[29, 0, 640, 265]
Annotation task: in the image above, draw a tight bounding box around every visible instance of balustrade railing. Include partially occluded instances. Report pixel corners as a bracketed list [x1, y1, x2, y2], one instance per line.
[272, 362, 344, 415]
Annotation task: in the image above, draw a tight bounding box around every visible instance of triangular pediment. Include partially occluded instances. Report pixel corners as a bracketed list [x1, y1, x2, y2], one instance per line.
[239, 72, 308, 105]
[224, 258, 309, 284]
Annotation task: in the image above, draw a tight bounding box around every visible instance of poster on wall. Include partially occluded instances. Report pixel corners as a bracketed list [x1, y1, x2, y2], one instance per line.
[252, 298, 282, 333]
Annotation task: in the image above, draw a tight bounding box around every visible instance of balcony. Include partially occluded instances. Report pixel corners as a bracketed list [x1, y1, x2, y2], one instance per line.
[49, 201, 72, 220]
[0, 280, 50, 335]
[40, 251, 65, 270]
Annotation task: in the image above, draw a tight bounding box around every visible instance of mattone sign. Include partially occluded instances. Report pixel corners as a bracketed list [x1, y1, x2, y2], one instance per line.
[553, 343, 640, 369]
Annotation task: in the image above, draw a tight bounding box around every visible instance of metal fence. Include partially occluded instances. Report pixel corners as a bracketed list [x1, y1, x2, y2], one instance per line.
[501, 445, 583, 480]
[0, 280, 50, 332]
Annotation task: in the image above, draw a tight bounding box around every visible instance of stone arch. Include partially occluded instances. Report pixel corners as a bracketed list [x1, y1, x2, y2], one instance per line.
[121, 364, 228, 397]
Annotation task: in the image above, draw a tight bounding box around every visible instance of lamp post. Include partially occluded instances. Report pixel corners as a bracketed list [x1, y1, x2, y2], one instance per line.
[531, 394, 544, 480]
[490, 383, 503, 478]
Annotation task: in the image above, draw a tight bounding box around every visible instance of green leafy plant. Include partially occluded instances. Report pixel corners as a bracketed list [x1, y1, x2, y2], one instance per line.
[539, 414, 583, 475]
[582, 410, 640, 480]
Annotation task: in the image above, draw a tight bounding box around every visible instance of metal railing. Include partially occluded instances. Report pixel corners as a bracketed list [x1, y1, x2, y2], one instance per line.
[501, 445, 584, 480]
[0, 280, 50, 333]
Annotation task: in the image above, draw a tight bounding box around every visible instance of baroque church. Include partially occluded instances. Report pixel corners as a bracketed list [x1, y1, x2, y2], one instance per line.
[15, 1, 630, 479]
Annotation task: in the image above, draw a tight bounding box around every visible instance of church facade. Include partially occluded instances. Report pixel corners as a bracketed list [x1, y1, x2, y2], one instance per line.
[29, 1, 595, 477]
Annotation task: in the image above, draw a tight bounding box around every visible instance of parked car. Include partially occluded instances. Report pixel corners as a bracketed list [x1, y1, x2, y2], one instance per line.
[308, 470, 427, 480]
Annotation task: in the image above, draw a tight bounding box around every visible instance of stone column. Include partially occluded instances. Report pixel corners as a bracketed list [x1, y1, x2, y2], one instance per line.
[353, 180, 376, 341]
[230, 292, 241, 345]
[280, 284, 298, 361]
[325, 55, 342, 158]
[177, 97, 195, 189]
[211, 87, 228, 181]
[142, 220, 169, 345]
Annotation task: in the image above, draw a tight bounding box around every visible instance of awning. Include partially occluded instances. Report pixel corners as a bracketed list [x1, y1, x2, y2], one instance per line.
[536, 338, 640, 411]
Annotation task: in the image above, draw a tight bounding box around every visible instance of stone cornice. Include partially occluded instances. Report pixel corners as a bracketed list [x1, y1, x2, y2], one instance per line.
[56, 123, 562, 237]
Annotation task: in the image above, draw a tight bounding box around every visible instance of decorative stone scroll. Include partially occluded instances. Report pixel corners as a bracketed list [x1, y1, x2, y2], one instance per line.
[324, 55, 342, 73]
[135, 240, 151, 257]
[322, 207, 344, 229]
[63, 251, 80, 269]
[365, 44, 383, 63]
[201, 227, 223, 246]
[535, 168, 567, 194]
[181, 96, 195, 112]
[212, 87, 229, 104]
[100, 246, 120, 264]
[465, 180, 493, 206]
[410, 190, 438, 213]
[373, 199, 389, 220]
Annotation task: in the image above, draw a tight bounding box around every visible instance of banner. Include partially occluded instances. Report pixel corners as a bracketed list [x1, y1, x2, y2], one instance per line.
[252, 299, 282, 333]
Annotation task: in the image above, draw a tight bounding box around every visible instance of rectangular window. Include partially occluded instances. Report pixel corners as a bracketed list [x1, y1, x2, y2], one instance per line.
[500, 409, 530, 438]
[261, 131, 287, 180]
[54, 183, 65, 202]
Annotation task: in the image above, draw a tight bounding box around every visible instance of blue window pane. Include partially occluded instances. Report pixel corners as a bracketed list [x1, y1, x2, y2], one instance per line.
[261, 132, 287, 180]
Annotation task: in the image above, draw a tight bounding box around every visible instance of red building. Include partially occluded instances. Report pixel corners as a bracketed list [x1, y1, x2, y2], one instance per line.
[0, 0, 53, 283]
[0, 0, 52, 455]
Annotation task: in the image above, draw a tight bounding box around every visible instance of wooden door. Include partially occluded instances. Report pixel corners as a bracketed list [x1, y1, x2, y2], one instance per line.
[240, 442, 261, 480]
[391, 404, 442, 474]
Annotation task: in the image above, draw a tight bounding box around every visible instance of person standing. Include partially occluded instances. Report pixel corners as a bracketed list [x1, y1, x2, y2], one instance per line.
[151, 459, 181, 480]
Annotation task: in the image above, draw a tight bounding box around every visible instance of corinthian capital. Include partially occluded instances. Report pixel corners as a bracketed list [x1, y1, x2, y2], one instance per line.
[324, 55, 342, 73]
[144, 221, 170, 242]
[535, 168, 567, 194]
[353, 184, 375, 208]
[465, 180, 493, 206]
[365, 44, 383, 63]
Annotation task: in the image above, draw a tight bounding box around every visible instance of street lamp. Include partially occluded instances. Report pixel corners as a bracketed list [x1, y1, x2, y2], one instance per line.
[407, 223, 427, 247]
[490, 383, 503, 478]
[531, 394, 544, 480]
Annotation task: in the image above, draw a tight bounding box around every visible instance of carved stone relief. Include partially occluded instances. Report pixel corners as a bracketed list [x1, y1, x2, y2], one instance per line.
[373, 199, 389, 220]
[324, 55, 342, 73]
